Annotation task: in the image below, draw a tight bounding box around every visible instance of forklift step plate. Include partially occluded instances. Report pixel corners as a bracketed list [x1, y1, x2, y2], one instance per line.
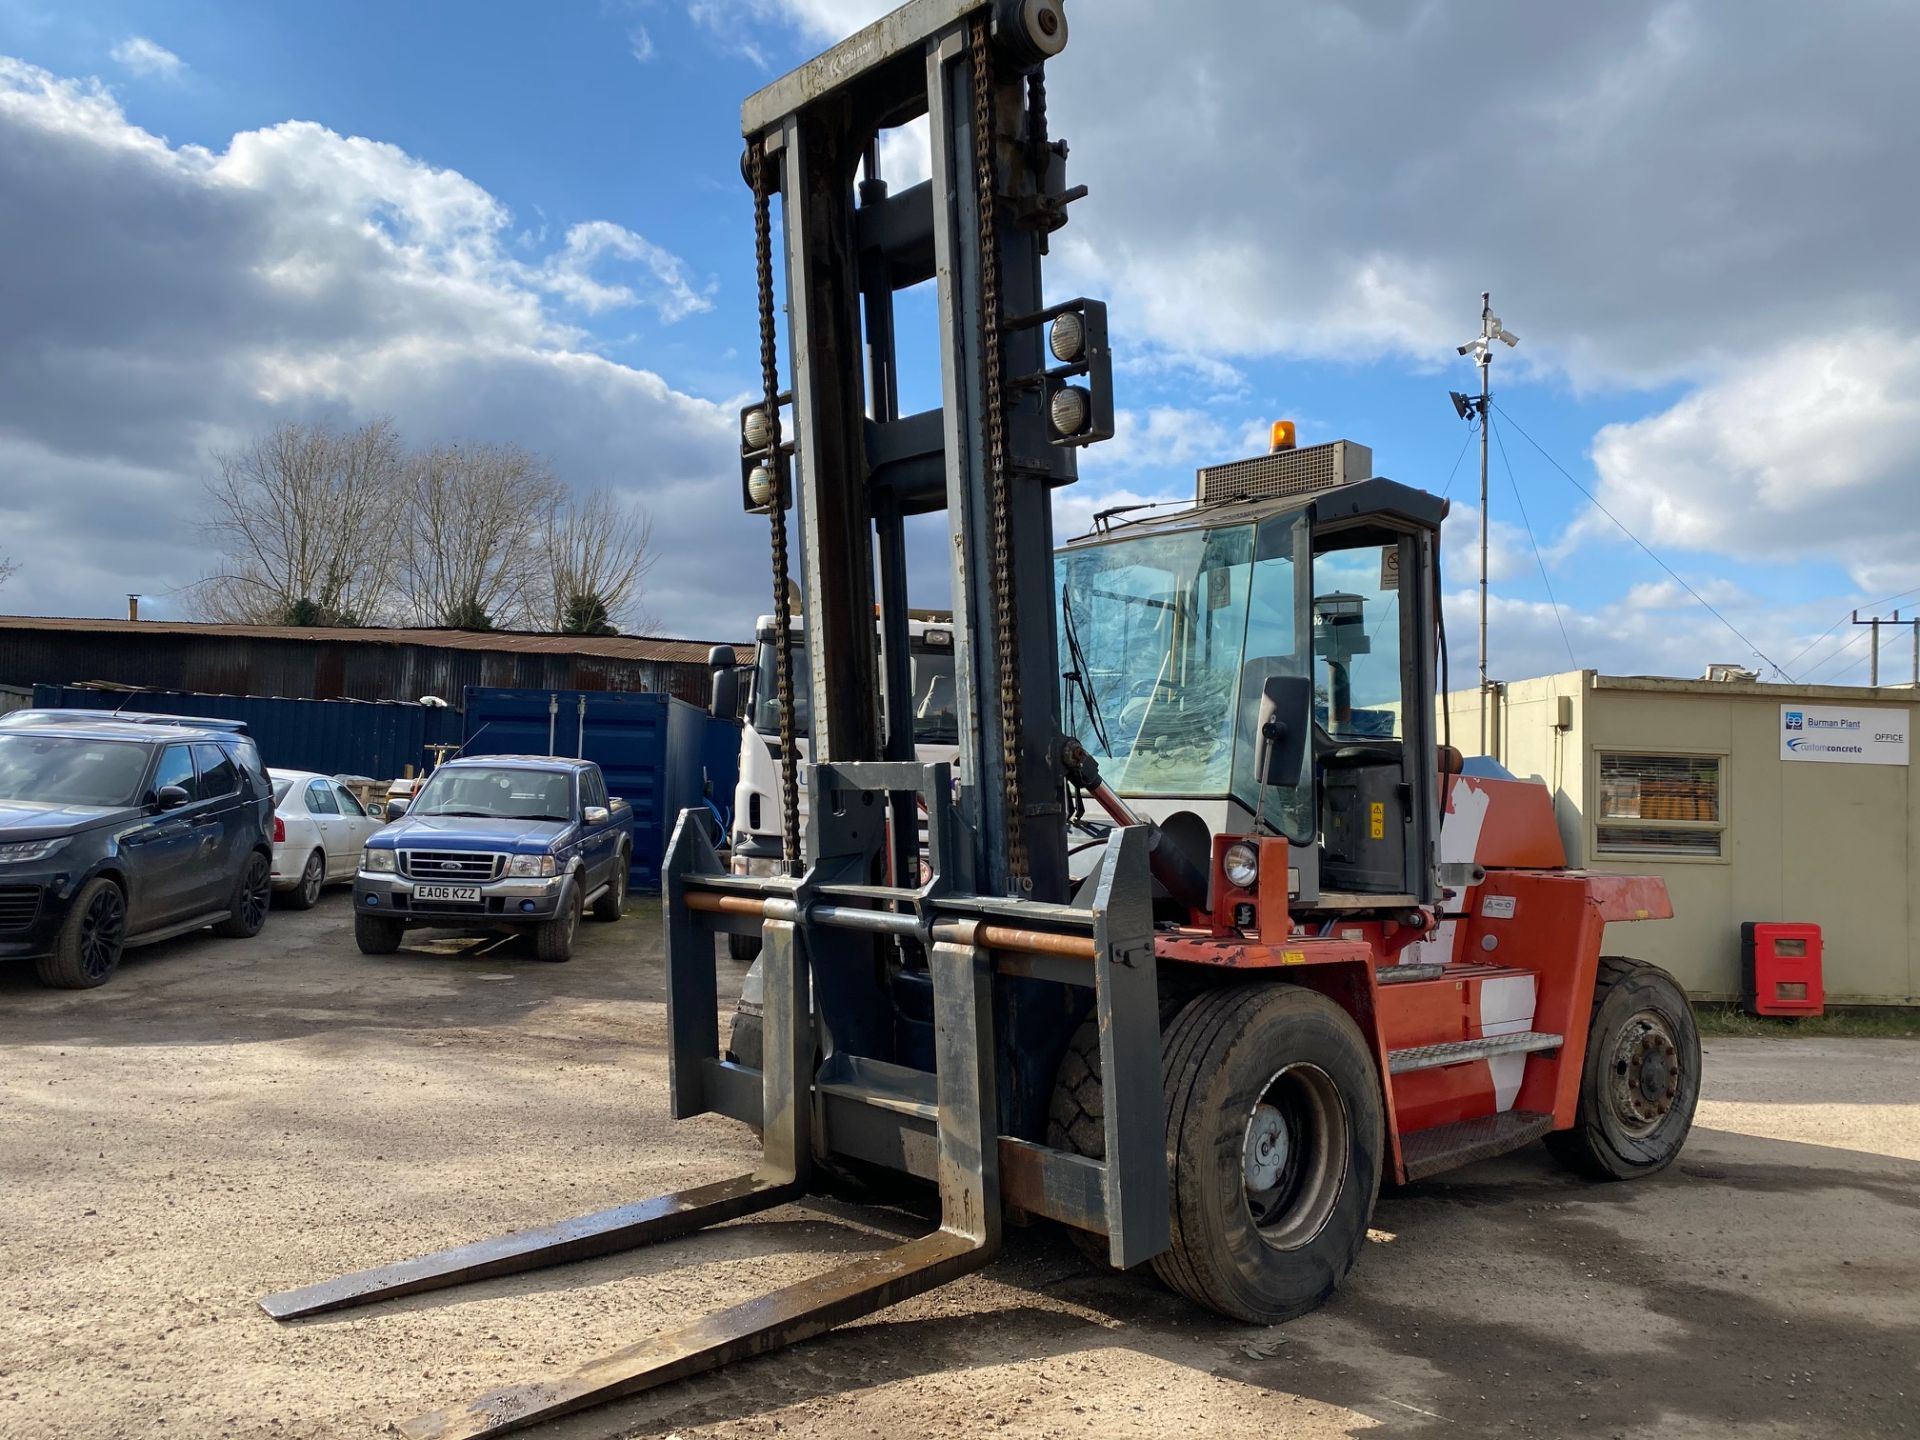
[1399, 1109, 1556, 1180]
[1387, 1031, 1563, 1075]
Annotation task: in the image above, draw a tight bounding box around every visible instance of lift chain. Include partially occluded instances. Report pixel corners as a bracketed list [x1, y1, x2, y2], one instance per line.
[971, 15, 1029, 891]
[750, 137, 803, 878]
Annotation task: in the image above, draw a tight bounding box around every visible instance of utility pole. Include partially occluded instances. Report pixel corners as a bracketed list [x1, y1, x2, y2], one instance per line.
[1452, 293, 1519, 752]
[1851, 610, 1920, 687]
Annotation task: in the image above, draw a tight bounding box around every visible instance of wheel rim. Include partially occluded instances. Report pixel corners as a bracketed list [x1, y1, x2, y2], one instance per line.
[1607, 1008, 1682, 1137]
[79, 886, 125, 980]
[1241, 1063, 1349, 1250]
[241, 856, 270, 928]
[302, 853, 324, 902]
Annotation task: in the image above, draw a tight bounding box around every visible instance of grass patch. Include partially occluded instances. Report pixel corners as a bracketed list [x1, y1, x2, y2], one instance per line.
[1693, 1004, 1920, 1040]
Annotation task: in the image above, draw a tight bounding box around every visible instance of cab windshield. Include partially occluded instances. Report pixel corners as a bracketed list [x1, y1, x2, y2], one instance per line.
[1055, 516, 1310, 823]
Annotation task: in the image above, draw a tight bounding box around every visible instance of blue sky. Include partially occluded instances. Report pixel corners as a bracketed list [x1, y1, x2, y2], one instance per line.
[2, 0, 1917, 688]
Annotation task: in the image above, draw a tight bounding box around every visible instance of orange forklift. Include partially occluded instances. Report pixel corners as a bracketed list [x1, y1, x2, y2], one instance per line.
[263, 2, 1699, 1434]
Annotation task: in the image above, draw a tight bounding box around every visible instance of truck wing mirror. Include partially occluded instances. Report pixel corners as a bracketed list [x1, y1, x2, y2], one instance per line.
[1256, 675, 1312, 789]
[385, 797, 409, 819]
[583, 805, 611, 826]
[708, 645, 742, 721]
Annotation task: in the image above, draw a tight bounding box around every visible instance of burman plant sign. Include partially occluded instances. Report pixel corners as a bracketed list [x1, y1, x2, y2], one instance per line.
[1780, 704, 1910, 766]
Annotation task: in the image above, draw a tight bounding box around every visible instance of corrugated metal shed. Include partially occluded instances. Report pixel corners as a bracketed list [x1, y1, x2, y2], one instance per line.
[0, 615, 745, 709]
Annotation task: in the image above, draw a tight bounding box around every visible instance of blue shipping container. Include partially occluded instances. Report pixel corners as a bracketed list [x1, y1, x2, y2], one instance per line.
[460, 688, 710, 891]
[29, 685, 463, 779]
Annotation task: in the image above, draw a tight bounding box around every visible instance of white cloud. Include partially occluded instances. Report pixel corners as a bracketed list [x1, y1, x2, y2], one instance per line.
[1588, 332, 1920, 595]
[628, 25, 656, 62]
[109, 36, 184, 80]
[0, 54, 748, 631]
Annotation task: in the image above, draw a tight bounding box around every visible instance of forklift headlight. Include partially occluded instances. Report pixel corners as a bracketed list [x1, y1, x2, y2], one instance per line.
[1050, 385, 1091, 437]
[742, 408, 775, 451]
[1222, 842, 1259, 890]
[1049, 311, 1085, 363]
[747, 463, 779, 508]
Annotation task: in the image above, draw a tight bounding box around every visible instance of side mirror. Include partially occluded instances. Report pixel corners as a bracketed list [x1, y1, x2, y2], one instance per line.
[708, 645, 741, 721]
[155, 784, 192, 812]
[367, 802, 387, 820]
[583, 805, 611, 826]
[1255, 675, 1312, 789]
[385, 797, 410, 819]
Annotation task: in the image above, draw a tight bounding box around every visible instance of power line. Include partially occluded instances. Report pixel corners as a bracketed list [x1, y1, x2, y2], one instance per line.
[1488, 413, 1576, 670]
[1436, 426, 1474, 502]
[1780, 584, 1920, 676]
[1492, 402, 1792, 682]
[1802, 626, 1870, 683]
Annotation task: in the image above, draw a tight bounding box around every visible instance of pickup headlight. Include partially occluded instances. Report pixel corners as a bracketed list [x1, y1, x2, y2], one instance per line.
[362, 848, 397, 874]
[508, 854, 557, 878]
[0, 837, 68, 864]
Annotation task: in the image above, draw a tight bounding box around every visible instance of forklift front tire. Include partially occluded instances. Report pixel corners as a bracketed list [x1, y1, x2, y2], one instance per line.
[1546, 956, 1700, 1181]
[728, 933, 762, 964]
[1153, 984, 1384, 1324]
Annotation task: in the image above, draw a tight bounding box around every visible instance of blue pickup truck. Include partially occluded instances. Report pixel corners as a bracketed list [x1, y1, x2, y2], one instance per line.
[353, 755, 633, 962]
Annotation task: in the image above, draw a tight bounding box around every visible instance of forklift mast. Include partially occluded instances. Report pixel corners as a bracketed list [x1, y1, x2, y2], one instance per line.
[739, 0, 1102, 907]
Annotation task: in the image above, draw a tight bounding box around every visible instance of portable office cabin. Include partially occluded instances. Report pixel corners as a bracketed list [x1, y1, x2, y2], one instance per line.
[1450, 670, 1918, 1006]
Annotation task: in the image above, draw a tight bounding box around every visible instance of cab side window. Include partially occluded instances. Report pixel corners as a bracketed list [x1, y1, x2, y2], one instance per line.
[582, 771, 607, 810]
[307, 779, 339, 815]
[333, 784, 366, 817]
[194, 744, 239, 800]
[153, 744, 195, 802]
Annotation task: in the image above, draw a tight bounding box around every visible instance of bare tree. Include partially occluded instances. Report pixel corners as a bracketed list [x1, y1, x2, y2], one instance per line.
[0, 555, 17, 594]
[192, 419, 406, 625]
[538, 488, 657, 635]
[400, 442, 562, 630]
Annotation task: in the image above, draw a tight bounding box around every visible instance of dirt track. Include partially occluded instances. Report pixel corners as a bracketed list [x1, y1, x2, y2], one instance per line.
[1, 892, 1916, 1439]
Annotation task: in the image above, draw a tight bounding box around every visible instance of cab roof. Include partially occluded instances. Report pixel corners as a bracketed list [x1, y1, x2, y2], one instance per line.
[1058, 476, 1447, 551]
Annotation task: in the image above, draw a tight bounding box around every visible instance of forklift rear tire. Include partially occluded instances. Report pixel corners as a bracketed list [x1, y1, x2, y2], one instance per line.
[1050, 984, 1383, 1323]
[355, 912, 405, 955]
[1546, 956, 1700, 1181]
[728, 933, 762, 963]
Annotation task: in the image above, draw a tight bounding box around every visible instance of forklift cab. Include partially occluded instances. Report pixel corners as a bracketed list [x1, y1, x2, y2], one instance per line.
[1054, 449, 1446, 909]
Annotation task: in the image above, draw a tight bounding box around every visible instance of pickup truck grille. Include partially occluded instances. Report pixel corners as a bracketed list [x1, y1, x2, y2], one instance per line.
[0, 884, 40, 932]
[400, 851, 506, 882]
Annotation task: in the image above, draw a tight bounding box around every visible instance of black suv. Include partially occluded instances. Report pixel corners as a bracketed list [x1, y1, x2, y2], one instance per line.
[0, 721, 276, 988]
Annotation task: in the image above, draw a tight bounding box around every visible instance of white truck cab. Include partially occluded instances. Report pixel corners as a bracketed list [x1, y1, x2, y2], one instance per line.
[727, 609, 960, 957]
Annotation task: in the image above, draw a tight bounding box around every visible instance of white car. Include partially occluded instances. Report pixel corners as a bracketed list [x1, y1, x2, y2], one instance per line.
[269, 768, 386, 909]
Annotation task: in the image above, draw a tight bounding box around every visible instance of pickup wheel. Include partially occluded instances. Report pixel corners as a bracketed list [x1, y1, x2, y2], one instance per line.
[534, 883, 581, 962]
[36, 877, 127, 989]
[591, 851, 629, 921]
[355, 912, 405, 955]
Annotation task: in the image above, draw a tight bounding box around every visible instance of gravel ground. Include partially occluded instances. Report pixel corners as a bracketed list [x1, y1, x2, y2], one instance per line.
[1, 892, 1916, 1440]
